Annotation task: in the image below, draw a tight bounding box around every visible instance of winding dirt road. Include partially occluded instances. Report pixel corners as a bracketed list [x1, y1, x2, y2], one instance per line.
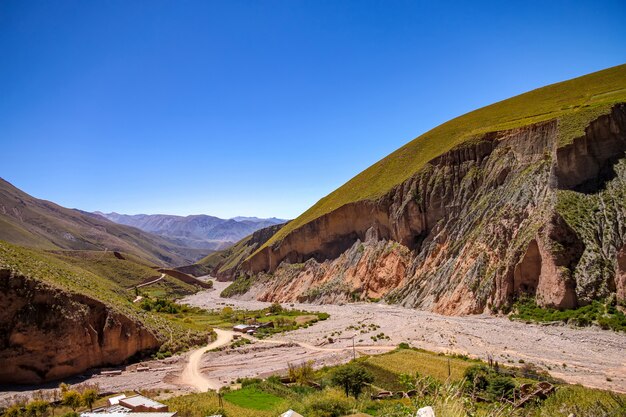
[177, 329, 395, 392]
[178, 329, 235, 391]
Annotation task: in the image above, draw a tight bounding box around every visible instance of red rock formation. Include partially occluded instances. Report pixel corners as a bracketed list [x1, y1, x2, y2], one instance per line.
[0, 270, 159, 384]
[237, 105, 626, 314]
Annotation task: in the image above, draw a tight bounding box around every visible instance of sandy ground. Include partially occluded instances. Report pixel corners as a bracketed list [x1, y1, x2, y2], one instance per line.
[1, 279, 625, 403]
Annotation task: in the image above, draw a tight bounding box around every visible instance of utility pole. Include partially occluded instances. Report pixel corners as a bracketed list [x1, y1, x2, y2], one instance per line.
[352, 335, 356, 360]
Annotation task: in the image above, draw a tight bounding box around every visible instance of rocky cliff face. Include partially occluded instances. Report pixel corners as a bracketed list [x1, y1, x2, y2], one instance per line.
[0, 270, 160, 384]
[240, 105, 626, 314]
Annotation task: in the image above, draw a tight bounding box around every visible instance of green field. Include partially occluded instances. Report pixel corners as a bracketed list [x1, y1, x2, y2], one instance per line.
[361, 349, 476, 384]
[141, 298, 328, 339]
[223, 387, 286, 410]
[253, 64, 626, 258]
[159, 345, 626, 417]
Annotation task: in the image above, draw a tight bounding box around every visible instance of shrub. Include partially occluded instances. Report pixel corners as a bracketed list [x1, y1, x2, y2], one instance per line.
[61, 391, 82, 412]
[331, 364, 374, 399]
[240, 378, 263, 388]
[487, 375, 515, 400]
[269, 303, 283, 314]
[302, 390, 354, 417]
[463, 365, 516, 401]
[288, 361, 315, 385]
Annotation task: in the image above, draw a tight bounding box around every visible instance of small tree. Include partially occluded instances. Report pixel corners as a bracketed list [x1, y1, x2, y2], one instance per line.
[61, 391, 81, 412]
[81, 389, 98, 412]
[288, 361, 315, 385]
[49, 389, 61, 416]
[331, 364, 373, 399]
[25, 400, 49, 417]
[269, 303, 283, 314]
[221, 306, 234, 319]
[5, 405, 23, 417]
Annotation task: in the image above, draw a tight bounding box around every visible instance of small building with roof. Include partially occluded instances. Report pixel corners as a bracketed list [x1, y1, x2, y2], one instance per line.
[118, 395, 169, 412]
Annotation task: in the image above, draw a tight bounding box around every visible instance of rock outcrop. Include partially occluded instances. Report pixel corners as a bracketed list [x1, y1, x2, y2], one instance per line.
[238, 105, 626, 313]
[0, 270, 160, 384]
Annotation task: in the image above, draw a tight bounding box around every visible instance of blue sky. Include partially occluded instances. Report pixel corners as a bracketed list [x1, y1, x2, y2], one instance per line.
[1, 1, 625, 219]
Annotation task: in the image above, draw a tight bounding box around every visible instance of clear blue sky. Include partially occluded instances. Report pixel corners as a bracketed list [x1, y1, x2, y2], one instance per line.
[1, 1, 625, 219]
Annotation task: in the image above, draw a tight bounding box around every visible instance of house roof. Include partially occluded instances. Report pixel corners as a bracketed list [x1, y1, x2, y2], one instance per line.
[119, 395, 166, 409]
[280, 410, 304, 417]
[107, 395, 127, 406]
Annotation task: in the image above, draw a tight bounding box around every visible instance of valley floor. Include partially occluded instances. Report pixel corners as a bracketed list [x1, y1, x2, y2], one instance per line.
[1, 279, 625, 403]
[184, 280, 626, 393]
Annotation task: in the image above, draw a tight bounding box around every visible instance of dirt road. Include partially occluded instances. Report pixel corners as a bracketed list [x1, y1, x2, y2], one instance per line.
[178, 329, 234, 391]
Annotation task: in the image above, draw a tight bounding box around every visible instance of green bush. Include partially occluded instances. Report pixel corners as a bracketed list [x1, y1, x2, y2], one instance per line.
[331, 363, 374, 399]
[464, 365, 516, 401]
[302, 390, 354, 417]
[487, 375, 516, 400]
[510, 298, 626, 332]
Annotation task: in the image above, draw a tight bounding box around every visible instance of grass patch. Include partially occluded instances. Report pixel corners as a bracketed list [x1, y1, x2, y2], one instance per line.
[49, 250, 197, 299]
[220, 274, 253, 297]
[362, 348, 476, 382]
[510, 298, 626, 332]
[164, 391, 274, 417]
[222, 387, 286, 411]
[139, 298, 328, 339]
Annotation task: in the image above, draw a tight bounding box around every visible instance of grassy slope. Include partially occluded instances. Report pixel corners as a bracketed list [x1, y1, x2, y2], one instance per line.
[0, 240, 207, 349]
[255, 64, 626, 256]
[198, 233, 254, 273]
[48, 250, 198, 298]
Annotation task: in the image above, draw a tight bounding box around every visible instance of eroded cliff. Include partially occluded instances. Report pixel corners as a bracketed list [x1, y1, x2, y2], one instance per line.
[0, 270, 160, 384]
[238, 104, 626, 314]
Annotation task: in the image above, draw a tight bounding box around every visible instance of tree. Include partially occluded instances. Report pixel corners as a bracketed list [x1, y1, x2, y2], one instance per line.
[269, 302, 283, 314]
[221, 306, 233, 319]
[25, 400, 49, 417]
[5, 405, 23, 417]
[61, 391, 82, 412]
[288, 361, 315, 385]
[331, 364, 374, 399]
[81, 389, 98, 412]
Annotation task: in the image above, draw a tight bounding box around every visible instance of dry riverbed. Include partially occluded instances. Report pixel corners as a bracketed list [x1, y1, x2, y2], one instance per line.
[2, 279, 625, 403]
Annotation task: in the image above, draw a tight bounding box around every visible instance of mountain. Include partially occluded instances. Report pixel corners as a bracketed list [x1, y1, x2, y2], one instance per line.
[176, 222, 287, 279]
[96, 212, 286, 250]
[0, 178, 208, 266]
[221, 64, 626, 314]
[0, 240, 210, 384]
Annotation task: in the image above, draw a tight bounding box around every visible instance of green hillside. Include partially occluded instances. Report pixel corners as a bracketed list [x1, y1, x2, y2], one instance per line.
[48, 250, 198, 297]
[194, 222, 285, 277]
[255, 64, 626, 255]
[0, 240, 209, 351]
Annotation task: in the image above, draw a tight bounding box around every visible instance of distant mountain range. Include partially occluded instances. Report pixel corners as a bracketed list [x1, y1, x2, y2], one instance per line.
[0, 178, 207, 266]
[95, 212, 287, 250]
